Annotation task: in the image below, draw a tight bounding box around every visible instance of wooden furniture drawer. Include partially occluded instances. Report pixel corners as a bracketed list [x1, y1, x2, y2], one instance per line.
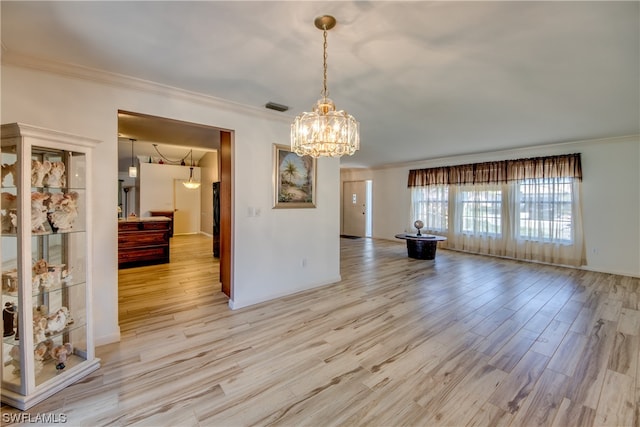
[118, 221, 170, 232]
[118, 247, 168, 265]
[118, 231, 168, 248]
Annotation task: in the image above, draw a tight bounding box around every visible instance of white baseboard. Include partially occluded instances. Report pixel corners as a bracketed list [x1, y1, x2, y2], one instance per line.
[95, 330, 121, 347]
[228, 275, 342, 310]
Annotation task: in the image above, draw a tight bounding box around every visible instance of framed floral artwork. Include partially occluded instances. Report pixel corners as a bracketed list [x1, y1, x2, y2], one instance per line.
[273, 144, 316, 208]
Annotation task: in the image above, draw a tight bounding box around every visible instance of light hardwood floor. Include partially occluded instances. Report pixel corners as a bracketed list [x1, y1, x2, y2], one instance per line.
[2, 235, 638, 426]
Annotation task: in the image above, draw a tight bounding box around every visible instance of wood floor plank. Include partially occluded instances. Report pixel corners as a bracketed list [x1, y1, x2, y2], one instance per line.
[253, 367, 373, 427]
[487, 350, 550, 414]
[471, 307, 516, 337]
[618, 307, 640, 335]
[553, 299, 583, 325]
[336, 378, 425, 427]
[551, 398, 597, 427]
[488, 327, 540, 373]
[1, 235, 637, 427]
[636, 375, 640, 427]
[413, 335, 485, 408]
[509, 369, 568, 427]
[608, 332, 639, 376]
[529, 319, 572, 357]
[547, 330, 590, 377]
[594, 369, 636, 426]
[466, 402, 513, 427]
[564, 319, 617, 409]
[475, 318, 524, 357]
[420, 360, 507, 426]
[621, 276, 639, 311]
[361, 338, 444, 390]
[637, 340, 640, 427]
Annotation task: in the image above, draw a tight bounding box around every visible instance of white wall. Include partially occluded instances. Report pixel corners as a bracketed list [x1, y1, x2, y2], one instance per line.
[1, 60, 341, 345]
[342, 136, 640, 278]
[139, 162, 201, 233]
[139, 162, 200, 215]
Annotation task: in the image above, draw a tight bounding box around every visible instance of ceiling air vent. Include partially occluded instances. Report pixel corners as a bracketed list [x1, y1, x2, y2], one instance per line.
[265, 102, 289, 112]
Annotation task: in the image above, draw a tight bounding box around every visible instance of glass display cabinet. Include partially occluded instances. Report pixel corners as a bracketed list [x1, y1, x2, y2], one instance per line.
[1, 123, 100, 410]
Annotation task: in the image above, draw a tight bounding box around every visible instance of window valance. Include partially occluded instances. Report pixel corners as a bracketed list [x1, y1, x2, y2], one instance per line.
[408, 153, 582, 187]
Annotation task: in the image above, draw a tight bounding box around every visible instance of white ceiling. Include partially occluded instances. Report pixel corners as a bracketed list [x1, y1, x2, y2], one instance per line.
[2, 1, 638, 169]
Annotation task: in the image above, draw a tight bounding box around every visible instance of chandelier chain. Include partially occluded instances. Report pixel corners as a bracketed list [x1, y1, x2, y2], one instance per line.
[322, 26, 328, 99]
[152, 144, 191, 165]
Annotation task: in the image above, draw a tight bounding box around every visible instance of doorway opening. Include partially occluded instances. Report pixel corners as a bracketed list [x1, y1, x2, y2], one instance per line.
[116, 111, 234, 323]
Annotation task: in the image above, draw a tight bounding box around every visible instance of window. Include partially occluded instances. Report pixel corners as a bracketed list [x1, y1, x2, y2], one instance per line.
[411, 186, 448, 232]
[459, 186, 502, 236]
[516, 177, 574, 243]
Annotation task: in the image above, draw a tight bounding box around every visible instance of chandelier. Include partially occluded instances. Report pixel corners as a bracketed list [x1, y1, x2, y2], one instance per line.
[291, 15, 360, 158]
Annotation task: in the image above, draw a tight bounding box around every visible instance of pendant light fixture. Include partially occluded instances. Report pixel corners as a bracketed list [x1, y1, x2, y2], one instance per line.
[128, 139, 137, 178]
[183, 150, 201, 189]
[291, 15, 360, 158]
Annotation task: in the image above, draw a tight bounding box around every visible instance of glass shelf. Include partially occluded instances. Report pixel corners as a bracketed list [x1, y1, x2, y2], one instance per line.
[32, 320, 88, 348]
[2, 334, 20, 346]
[31, 186, 85, 191]
[31, 280, 86, 298]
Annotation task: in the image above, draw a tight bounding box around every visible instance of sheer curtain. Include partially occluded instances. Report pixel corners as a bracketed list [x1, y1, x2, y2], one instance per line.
[410, 186, 448, 233]
[448, 183, 508, 256]
[408, 154, 585, 266]
[504, 177, 585, 265]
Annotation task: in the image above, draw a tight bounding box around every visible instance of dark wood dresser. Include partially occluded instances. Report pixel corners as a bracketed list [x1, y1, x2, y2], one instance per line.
[118, 217, 171, 269]
[149, 210, 174, 237]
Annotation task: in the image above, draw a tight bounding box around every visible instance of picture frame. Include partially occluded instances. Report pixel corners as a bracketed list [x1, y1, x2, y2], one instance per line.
[273, 144, 317, 208]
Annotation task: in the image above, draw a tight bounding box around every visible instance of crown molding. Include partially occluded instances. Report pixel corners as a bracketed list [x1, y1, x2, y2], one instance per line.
[1, 49, 293, 124]
[342, 134, 640, 172]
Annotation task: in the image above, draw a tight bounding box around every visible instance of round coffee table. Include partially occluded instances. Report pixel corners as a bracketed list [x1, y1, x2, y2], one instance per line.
[395, 233, 447, 260]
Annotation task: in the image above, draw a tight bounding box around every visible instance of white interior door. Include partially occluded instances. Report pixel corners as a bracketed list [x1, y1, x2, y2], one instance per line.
[173, 180, 200, 234]
[343, 181, 367, 237]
